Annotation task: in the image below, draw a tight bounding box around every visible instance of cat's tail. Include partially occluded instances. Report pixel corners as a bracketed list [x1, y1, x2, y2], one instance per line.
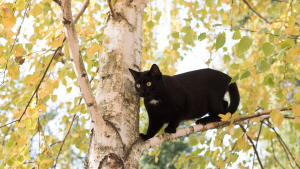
[227, 82, 240, 114]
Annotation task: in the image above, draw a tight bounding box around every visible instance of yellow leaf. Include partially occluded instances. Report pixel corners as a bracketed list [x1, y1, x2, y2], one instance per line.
[214, 136, 221, 147]
[87, 43, 102, 56]
[271, 110, 284, 128]
[14, 45, 24, 56]
[0, 24, 4, 33]
[294, 117, 300, 124]
[28, 4, 43, 18]
[2, 15, 16, 29]
[16, 0, 26, 10]
[0, 57, 6, 64]
[31, 110, 40, 119]
[155, 156, 158, 163]
[60, 103, 64, 109]
[293, 105, 300, 116]
[250, 117, 260, 123]
[7, 64, 20, 79]
[12, 109, 22, 118]
[285, 27, 293, 34]
[218, 112, 231, 121]
[38, 105, 47, 113]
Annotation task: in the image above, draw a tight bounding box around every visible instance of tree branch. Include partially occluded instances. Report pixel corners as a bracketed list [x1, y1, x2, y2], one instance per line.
[270, 138, 285, 169]
[242, 0, 272, 24]
[60, 0, 105, 135]
[140, 107, 290, 152]
[107, 0, 117, 20]
[252, 122, 263, 169]
[239, 124, 264, 169]
[53, 114, 77, 168]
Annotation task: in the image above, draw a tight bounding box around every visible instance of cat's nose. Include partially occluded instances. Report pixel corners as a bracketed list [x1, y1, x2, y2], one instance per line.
[139, 91, 145, 97]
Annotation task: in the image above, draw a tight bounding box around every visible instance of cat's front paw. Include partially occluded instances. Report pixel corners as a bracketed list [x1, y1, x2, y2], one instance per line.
[139, 133, 149, 141]
[165, 127, 176, 134]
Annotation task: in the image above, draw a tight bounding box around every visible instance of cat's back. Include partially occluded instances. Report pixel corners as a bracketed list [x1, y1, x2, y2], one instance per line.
[173, 68, 231, 84]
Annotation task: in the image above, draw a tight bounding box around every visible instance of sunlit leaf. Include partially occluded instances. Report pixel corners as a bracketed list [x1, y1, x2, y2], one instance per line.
[216, 32, 226, 51]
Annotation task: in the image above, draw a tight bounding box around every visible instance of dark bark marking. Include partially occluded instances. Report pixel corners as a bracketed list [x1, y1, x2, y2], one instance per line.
[84, 128, 94, 168]
[99, 153, 124, 169]
[87, 103, 94, 107]
[62, 17, 71, 25]
[81, 73, 86, 77]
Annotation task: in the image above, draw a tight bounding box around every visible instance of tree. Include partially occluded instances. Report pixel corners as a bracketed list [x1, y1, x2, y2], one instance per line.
[0, 0, 300, 168]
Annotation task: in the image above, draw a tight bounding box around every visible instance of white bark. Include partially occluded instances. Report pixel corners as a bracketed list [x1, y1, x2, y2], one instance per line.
[59, 0, 105, 139]
[86, 0, 149, 168]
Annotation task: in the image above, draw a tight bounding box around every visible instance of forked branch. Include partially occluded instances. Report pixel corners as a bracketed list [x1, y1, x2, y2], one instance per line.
[239, 124, 264, 169]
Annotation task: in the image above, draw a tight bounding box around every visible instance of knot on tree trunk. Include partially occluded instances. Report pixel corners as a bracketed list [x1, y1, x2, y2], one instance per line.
[99, 153, 124, 169]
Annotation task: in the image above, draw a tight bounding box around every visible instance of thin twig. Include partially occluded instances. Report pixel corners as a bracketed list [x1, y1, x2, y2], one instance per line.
[18, 46, 62, 122]
[264, 121, 300, 168]
[270, 138, 285, 168]
[107, 0, 117, 19]
[252, 122, 263, 169]
[9, 1, 31, 54]
[239, 124, 264, 169]
[0, 64, 7, 86]
[74, 0, 90, 23]
[53, 114, 77, 168]
[242, 0, 272, 24]
[1, 125, 12, 146]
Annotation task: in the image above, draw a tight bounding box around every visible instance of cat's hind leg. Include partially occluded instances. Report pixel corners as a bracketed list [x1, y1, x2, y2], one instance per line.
[196, 104, 224, 125]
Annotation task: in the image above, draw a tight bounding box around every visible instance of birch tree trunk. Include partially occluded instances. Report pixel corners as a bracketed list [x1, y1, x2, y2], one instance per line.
[85, 0, 149, 168]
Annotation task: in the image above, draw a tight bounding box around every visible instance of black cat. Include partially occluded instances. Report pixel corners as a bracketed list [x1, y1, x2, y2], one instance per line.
[129, 64, 240, 141]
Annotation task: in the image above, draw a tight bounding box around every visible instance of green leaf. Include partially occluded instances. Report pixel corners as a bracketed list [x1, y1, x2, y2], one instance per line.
[256, 61, 269, 73]
[154, 11, 162, 21]
[230, 74, 239, 84]
[212, 24, 222, 27]
[183, 33, 193, 43]
[240, 71, 250, 80]
[181, 26, 191, 33]
[198, 32, 206, 41]
[232, 31, 241, 40]
[216, 32, 226, 50]
[188, 134, 198, 146]
[146, 21, 155, 29]
[281, 38, 294, 49]
[232, 25, 240, 31]
[263, 74, 275, 87]
[230, 63, 240, 70]
[262, 42, 275, 56]
[172, 43, 180, 51]
[258, 28, 271, 34]
[171, 32, 179, 38]
[5, 142, 14, 148]
[238, 36, 252, 53]
[25, 119, 32, 129]
[207, 0, 213, 7]
[223, 55, 231, 63]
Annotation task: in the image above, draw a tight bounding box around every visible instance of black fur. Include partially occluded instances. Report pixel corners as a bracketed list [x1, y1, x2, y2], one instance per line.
[129, 64, 240, 140]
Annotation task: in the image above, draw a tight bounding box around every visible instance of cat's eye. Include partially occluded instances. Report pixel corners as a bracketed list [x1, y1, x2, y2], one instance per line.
[136, 84, 140, 88]
[146, 82, 151, 86]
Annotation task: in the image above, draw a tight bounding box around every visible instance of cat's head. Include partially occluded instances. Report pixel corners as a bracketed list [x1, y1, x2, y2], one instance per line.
[129, 64, 164, 99]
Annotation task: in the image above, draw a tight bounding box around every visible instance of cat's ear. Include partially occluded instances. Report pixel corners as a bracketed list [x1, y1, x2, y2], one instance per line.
[129, 68, 140, 79]
[150, 64, 162, 79]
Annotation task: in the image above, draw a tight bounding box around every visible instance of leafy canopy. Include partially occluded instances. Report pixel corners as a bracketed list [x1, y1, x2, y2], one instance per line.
[0, 0, 300, 168]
